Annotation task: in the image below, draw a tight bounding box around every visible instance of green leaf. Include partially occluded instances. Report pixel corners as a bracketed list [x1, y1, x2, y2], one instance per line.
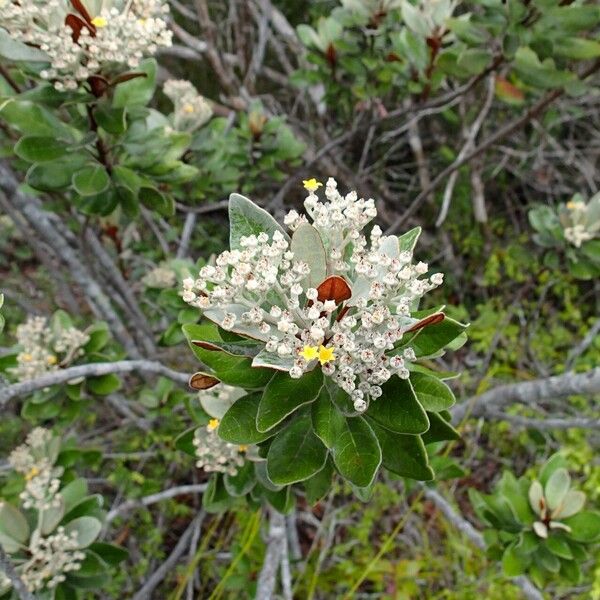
[546, 535, 573, 559]
[366, 377, 429, 435]
[94, 105, 127, 135]
[502, 543, 526, 576]
[87, 373, 121, 396]
[0, 28, 49, 61]
[89, 542, 128, 566]
[397, 226, 421, 253]
[0, 502, 29, 544]
[563, 511, 600, 543]
[72, 165, 110, 196]
[369, 420, 433, 480]
[112, 59, 156, 108]
[539, 454, 569, 487]
[139, 186, 174, 217]
[457, 49, 492, 75]
[311, 388, 345, 449]
[15, 136, 69, 162]
[224, 461, 256, 497]
[331, 415, 381, 488]
[515, 47, 574, 89]
[267, 412, 328, 485]
[219, 393, 277, 444]
[175, 427, 196, 457]
[409, 317, 468, 357]
[228, 193, 289, 251]
[544, 468, 570, 512]
[60, 478, 89, 513]
[554, 37, 600, 60]
[304, 457, 334, 505]
[26, 158, 83, 191]
[410, 372, 455, 412]
[41, 495, 65, 534]
[290, 223, 327, 289]
[257, 368, 323, 433]
[64, 517, 102, 549]
[555, 490, 586, 519]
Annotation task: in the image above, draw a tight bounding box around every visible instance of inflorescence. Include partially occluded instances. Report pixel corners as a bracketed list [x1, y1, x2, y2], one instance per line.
[182, 178, 443, 412]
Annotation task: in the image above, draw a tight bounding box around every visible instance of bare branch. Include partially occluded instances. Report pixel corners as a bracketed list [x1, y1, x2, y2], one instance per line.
[451, 367, 600, 422]
[0, 360, 191, 407]
[105, 484, 208, 525]
[422, 487, 544, 600]
[485, 411, 600, 430]
[256, 508, 286, 600]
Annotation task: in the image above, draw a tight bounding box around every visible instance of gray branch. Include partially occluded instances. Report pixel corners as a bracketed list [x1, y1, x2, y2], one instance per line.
[0, 546, 36, 600]
[451, 367, 600, 422]
[131, 513, 203, 600]
[0, 360, 190, 407]
[256, 509, 286, 600]
[105, 484, 208, 525]
[422, 487, 544, 600]
[485, 411, 600, 431]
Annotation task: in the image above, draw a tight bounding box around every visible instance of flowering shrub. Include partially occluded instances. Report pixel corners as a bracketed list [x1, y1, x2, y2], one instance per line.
[1, 0, 171, 93]
[529, 193, 600, 279]
[181, 180, 466, 507]
[470, 455, 600, 587]
[0, 428, 127, 595]
[0, 311, 122, 423]
[163, 79, 213, 133]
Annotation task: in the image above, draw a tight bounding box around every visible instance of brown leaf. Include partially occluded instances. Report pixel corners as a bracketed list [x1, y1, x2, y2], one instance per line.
[406, 312, 445, 333]
[189, 372, 220, 391]
[64, 14, 91, 43]
[109, 72, 148, 87]
[316, 276, 352, 304]
[70, 0, 94, 24]
[88, 75, 109, 97]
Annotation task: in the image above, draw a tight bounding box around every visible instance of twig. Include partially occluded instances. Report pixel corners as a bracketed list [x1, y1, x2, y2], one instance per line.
[0, 546, 36, 600]
[387, 59, 600, 233]
[485, 411, 600, 430]
[0, 360, 191, 407]
[566, 318, 600, 369]
[131, 514, 203, 600]
[280, 518, 293, 600]
[451, 367, 600, 422]
[177, 212, 197, 259]
[422, 487, 544, 600]
[256, 508, 286, 600]
[105, 484, 208, 525]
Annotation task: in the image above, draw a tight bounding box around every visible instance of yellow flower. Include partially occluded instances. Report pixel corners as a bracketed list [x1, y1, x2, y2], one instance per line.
[303, 178, 322, 193]
[183, 103, 195, 114]
[566, 200, 584, 210]
[300, 345, 319, 361]
[47, 355, 57, 365]
[238, 445, 248, 453]
[21, 353, 33, 362]
[207, 418, 220, 431]
[91, 16, 108, 28]
[25, 466, 40, 481]
[318, 345, 335, 365]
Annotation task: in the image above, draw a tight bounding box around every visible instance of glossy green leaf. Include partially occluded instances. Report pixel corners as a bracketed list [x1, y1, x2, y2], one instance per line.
[410, 372, 455, 412]
[15, 136, 69, 162]
[257, 368, 323, 432]
[72, 165, 110, 196]
[219, 393, 277, 444]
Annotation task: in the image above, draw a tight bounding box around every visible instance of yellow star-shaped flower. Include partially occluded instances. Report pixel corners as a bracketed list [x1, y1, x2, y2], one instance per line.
[303, 178, 322, 193]
[566, 200, 584, 210]
[25, 466, 40, 481]
[183, 103, 195, 114]
[207, 418, 220, 431]
[238, 445, 248, 453]
[318, 345, 335, 365]
[300, 345, 319, 361]
[91, 16, 108, 28]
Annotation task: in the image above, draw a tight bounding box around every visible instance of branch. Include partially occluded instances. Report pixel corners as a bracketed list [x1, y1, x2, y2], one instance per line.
[0, 546, 36, 600]
[105, 484, 208, 525]
[485, 411, 600, 430]
[131, 514, 203, 600]
[255, 508, 286, 600]
[422, 487, 544, 600]
[0, 360, 190, 407]
[386, 59, 600, 233]
[566, 317, 600, 369]
[451, 367, 600, 422]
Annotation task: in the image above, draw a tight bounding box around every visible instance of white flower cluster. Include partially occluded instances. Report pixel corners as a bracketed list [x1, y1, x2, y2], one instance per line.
[142, 264, 177, 289]
[182, 178, 444, 412]
[560, 194, 600, 248]
[164, 79, 213, 132]
[9, 428, 64, 511]
[21, 528, 85, 591]
[1, 0, 172, 91]
[8, 316, 89, 382]
[193, 419, 247, 476]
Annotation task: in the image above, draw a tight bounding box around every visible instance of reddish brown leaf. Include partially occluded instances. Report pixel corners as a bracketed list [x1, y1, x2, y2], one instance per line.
[317, 276, 352, 304]
[70, 0, 94, 24]
[64, 14, 90, 42]
[88, 75, 109, 97]
[109, 72, 148, 87]
[406, 312, 445, 333]
[495, 76, 525, 104]
[189, 372, 220, 391]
